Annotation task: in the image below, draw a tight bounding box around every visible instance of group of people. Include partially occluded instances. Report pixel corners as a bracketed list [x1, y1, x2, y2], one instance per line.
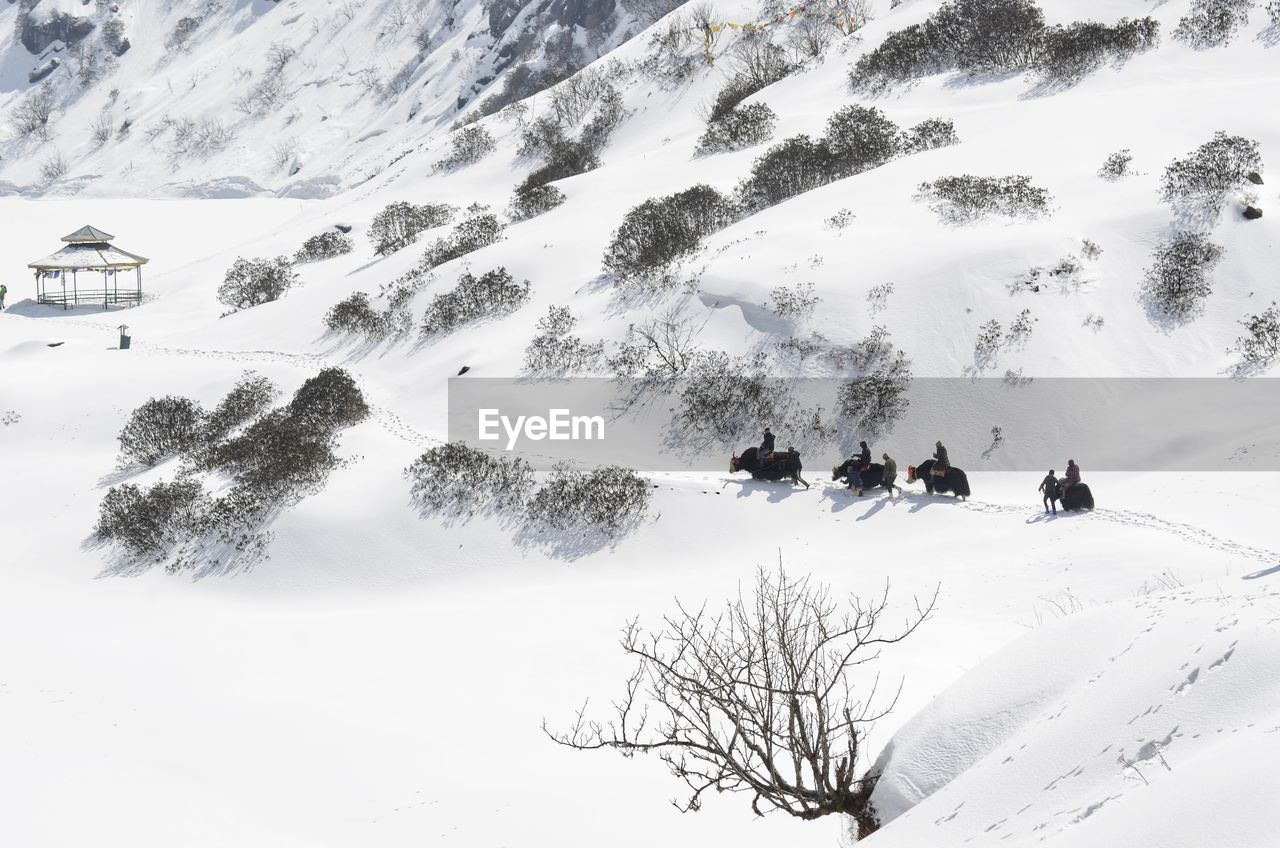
[1038, 460, 1082, 515]
[759, 429, 954, 499]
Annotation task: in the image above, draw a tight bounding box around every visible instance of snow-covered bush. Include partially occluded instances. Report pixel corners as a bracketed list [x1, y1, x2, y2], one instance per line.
[168, 117, 235, 159]
[903, 118, 960, 153]
[420, 268, 531, 337]
[824, 105, 904, 172]
[1160, 132, 1263, 209]
[508, 184, 566, 221]
[406, 443, 535, 517]
[675, 351, 788, 443]
[287, 368, 370, 432]
[95, 479, 209, 560]
[768, 282, 820, 320]
[202, 373, 279, 445]
[1231, 304, 1280, 367]
[641, 10, 703, 84]
[294, 231, 354, 263]
[916, 175, 1053, 223]
[324, 292, 389, 339]
[217, 256, 299, 312]
[850, 0, 1044, 90]
[973, 318, 1003, 369]
[12, 81, 55, 138]
[606, 307, 702, 380]
[524, 306, 604, 373]
[696, 103, 778, 154]
[39, 153, 67, 183]
[420, 211, 506, 270]
[1098, 148, 1134, 180]
[525, 464, 651, 535]
[167, 16, 201, 52]
[102, 18, 128, 56]
[709, 36, 795, 121]
[436, 125, 496, 171]
[369, 201, 456, 255]
[1173, 0, 1255, 48]
[118, 396, 207, 467]
[1141, 232, 1225, 320]
[1034, 18, 1159, 83]
[603, 185, 738, 288]
[835, 352, 913, 437]
[205, 408, 342, 510]
[736, 135, 835, 212]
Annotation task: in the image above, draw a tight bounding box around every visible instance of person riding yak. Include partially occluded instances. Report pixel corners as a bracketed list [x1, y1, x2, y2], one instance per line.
[760, 427, 776, 464]
[847, 440, 872, 495]
[932, 440, 950, 475]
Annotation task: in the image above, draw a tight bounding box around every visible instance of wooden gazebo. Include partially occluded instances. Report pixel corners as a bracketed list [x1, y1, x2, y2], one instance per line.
[28, 225, 149, 310]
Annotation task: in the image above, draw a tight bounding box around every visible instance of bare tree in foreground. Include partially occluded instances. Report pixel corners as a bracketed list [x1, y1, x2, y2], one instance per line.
[545, 567, 936, 838]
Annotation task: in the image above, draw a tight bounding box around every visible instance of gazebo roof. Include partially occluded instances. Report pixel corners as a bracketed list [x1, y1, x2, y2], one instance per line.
[29, 225, 149, 270]
[62, 225, 115, 243]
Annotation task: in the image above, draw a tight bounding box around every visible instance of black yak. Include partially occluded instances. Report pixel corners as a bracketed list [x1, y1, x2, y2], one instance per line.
[1058, 479, 1095, 511]
[831, 460, 885, 491]
[906, 459, 970, 500]
[731, 446, 809, 488]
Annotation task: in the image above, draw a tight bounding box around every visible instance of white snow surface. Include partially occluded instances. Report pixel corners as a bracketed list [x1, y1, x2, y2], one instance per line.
[2, 0, 1280, 845]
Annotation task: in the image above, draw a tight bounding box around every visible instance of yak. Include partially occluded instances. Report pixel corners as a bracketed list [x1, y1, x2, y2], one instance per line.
[1057, 479, 1095, 511]
[906, 459, 971, 500]
[831, 459, 886, 492]
[731, 446, 809, 488]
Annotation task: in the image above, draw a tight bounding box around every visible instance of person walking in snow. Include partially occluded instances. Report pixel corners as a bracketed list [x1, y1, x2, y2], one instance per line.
[882, 453, 901, 497]
[1039, 469, 1059, 515]
[0, 283, 7, 310]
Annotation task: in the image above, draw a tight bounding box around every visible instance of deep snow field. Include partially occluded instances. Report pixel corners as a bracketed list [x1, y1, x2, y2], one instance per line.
[3, 0, 1280, 845]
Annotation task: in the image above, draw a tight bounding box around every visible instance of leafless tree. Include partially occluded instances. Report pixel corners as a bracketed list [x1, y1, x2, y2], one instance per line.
[546, 567, 936, 837]
[608, 306, 705, 380]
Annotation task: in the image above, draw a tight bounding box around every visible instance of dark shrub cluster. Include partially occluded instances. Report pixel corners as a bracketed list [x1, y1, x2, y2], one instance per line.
[369, 201, 456, 255]
[98, 370, 366, 569]
[407, 443, 536, 517]
[709, 37, 796, 121]
[675, 351, 788, 444]
[515, 79, 624, 198]
[737, 107, 952, 212]
[696, 103, 779, 155]
[420, 268, 531, 337]
[1174, 0, 1255, 48]
[525, 464, 651, 534]
[436, 125, 497, 171]
[118, 396, 207, 467]
[295, 230, 354, 264]
[1034, 18, 1160, 83]
[325, 292, 388, 339]
[1141, 232, 1225, 320]
[524, 306, 604, 373]
[95, 479, 209, 560]
[850, 0, 1045, 90]
[217, 257, 299, 312]
[1232, 304, 1280, 367]
[835, 354, 913, 438]
[1160, 132, 1263, 209]
[508, 184, 567, 221]
[602, 184, 739, 286]
[420, 211, 506, 270]
[916, 175, 1053, 223]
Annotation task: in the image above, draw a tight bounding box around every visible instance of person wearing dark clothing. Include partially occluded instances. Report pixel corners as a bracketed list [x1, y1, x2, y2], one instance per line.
[1039, 470, 1059, 515]
[1064, 460, 1081, 487]
[760, 428, 775, 463]
[933, 441, 950, 475]
[848, 440, 872, 495]
[855, 440, 871, 469]
[882, 453, 901, 497]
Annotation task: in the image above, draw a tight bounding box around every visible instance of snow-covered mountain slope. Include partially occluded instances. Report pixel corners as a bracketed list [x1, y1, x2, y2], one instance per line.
[2, 0, 1280, 846]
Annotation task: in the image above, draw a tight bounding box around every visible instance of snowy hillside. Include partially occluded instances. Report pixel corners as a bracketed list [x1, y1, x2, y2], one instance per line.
[2, 0, 1280, 846]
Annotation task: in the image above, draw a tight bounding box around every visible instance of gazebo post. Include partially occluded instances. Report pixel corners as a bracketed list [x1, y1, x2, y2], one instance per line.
[72, 269, 78, 307]
[136, 267, 142, 304]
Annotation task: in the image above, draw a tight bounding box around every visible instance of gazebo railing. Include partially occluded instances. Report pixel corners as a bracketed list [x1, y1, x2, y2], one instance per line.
[38, 287, 143, 308]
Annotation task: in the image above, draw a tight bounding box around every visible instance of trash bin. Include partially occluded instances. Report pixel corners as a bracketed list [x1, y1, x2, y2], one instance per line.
[118, 324, 131, 350]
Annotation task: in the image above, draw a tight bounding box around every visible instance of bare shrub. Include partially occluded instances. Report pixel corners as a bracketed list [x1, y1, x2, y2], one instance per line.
[1160, 131, 1263, 210]
[369, 201, 456, 255]
[607, 307, 703, 380]
[916, 175, 1053, 223]
[1231, 304, 1280, 368]
[1098, 148, 1134, 180]
[696, 102, 778, 155]
[903, 118, 960, 153]
[167, 16, 201, 51]
[202, 373, 279, 445]
[406, 443, 535, 517]
[675, 351, 787, 444]
[95, 479, 209, 560]
[436, 125, 497, 171]
[419, 211, 506, 270]
[1141, 232, 1225, 320]
[295, 231, 354, 263]
[525, 464, 650, 535]
[168, 117, 235, 159]
[548, 566, 934, 832]
[1174, 0, 1255, 48]
[12, 81, 55, 138]
[768, 282, 820, 319]
[420, 268, 531, 337]
[524, 306, 604, 373]
[39, 152, 68, 183]
[836, 354, 913, 438]
[508, 184, 567, 221]
[1034, 18, 1160, 84]
[217, 257, 300, 312]
[118, 396, 207, 466]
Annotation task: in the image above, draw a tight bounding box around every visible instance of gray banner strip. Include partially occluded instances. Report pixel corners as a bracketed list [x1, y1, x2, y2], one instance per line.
[447, 378, 1280, 472]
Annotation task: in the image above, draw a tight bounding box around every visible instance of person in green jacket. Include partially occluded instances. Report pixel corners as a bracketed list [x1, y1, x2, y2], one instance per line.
[0, 283, 7, 310]
[881, 452, 901, 497]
